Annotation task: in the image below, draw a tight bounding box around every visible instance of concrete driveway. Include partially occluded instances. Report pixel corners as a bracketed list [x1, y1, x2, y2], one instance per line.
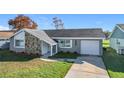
[65, 56, 109, 78]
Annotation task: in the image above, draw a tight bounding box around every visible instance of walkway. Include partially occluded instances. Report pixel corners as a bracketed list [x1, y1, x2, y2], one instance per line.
[65, 56, 109, 78]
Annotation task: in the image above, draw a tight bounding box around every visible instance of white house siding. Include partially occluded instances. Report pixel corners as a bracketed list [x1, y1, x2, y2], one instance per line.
[110, 38, 118, 50]
[14, 31, 25, 47]
[110, 26, 124, 53]
[10, 31, 25, 52]
[117, 39, 124, 46]
[110, 38, 124, 48]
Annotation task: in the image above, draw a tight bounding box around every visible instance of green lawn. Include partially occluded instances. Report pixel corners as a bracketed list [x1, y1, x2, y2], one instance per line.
[0, 50, 72, 78]
[0, 49, 39, 61]
[49, 52, 80, 59]
[103, 48, 124, 78]
[103, 40, 110, 48]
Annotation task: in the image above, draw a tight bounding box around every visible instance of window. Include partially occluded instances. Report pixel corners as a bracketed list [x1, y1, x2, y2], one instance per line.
[15, 40, 24, 48]
[58, 40, 72, 48]
[116, 39, 120, 45]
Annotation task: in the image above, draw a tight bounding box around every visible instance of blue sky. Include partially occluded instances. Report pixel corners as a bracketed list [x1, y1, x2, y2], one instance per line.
[0, 14, 124, 31]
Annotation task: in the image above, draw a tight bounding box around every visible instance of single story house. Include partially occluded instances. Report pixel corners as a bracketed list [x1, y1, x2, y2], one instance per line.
[110, 24, 124, 54]
[10, 28, 105, 56]
[0, 30, 15, 49]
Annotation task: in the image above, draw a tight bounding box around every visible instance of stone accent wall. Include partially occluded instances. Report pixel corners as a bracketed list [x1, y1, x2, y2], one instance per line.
[25, 32, 41, 55]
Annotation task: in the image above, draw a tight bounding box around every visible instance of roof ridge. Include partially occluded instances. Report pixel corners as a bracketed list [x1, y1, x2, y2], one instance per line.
[44, 28, 102, 31]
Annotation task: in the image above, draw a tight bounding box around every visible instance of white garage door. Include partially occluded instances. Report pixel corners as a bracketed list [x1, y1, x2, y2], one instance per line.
[81, 40, 100, 55]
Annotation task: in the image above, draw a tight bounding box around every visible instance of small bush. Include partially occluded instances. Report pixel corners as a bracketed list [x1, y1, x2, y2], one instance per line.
[103, 47, 107, 51]
[49, 51, 80, 59]
[67, 51, 70, 53]
[59, 51, 63, 53]
[74, 51, 78, 54]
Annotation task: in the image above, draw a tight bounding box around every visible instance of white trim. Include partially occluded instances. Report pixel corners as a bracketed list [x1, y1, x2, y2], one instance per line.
[14, 39, 25, 48]
[56, 45, 58, 54]
[13, 30, 25, 48]
[109, 26, 117, 38]
[50, 45, 53, 56]
[41, 41, 43, 55]
[42, 40, 57, 45]
[109, 25, 124, 38]
[52, 37, 105, 40]
[117, 25, 124, 32]
[10, 29, 25, 39]
[11, 29, 57, 46]
[58, 40, 72, 48]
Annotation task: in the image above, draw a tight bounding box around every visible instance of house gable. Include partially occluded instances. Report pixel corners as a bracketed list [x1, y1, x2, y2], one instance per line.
[13, 30, 25, 48]
[14, 30, 25, 40]
[110, 25, 124, 52]
[9, 30, 25, 52]
[110, 26, 124, 39]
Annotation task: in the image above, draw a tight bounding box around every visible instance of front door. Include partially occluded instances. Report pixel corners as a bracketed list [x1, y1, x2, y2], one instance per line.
[42, 42, 49, 55]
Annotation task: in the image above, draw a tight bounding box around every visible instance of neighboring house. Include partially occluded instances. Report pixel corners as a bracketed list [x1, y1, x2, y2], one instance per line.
[10, 28, 105, 56]
[0, 31, 15, 49]
[110, 24, 124, 54]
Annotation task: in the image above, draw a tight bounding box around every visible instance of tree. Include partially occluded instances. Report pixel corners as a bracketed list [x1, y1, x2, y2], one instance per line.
[53, 17, 64, 29]
[104, 30, 111, 39]
[8, 15, 38, 30]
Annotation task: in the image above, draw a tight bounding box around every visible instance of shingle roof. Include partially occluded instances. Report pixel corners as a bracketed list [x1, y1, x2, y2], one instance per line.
[11, 28, 105, 45]
[44, 28, 105, 38]
[24, 29, 57, 45]
[0, 30, 15, 39]
[117, 24, 124, 30]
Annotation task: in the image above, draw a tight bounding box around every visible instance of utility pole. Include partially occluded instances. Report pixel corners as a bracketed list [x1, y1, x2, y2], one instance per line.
[53, 17, 64, 30]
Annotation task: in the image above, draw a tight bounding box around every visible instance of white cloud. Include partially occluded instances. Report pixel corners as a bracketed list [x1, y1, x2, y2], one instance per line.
[0, 25, 9, 30]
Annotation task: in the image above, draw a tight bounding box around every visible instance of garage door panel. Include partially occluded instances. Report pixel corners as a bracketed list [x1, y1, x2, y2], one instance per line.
[81, 40, 99, 55]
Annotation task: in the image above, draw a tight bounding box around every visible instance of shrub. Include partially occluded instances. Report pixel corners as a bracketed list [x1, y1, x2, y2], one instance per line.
[74, 51, 78, 54]
[59, 51, 63, 53]
[67, 51, 70, 54]
[103, 47, 107, 51]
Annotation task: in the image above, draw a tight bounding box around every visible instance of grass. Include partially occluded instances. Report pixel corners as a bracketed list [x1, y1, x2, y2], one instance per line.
[49, 52, 80, 59]
[0, 49, 39, 61]
[103, 40, 110, 48]
[103, 48, 124, 78]
[0, 50, 72, 78]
